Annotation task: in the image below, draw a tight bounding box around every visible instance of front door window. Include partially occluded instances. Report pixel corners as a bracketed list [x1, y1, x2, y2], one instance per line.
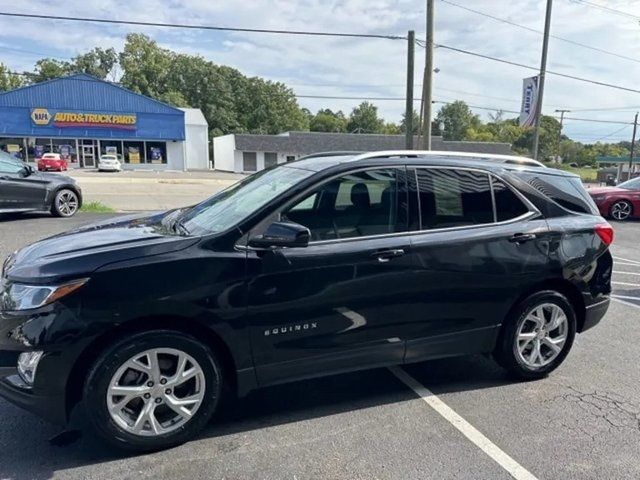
[283, 168, 409, 241]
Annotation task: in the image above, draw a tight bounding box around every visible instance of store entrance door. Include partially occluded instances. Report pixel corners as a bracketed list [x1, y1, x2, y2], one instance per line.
[81, 141, 96, 168]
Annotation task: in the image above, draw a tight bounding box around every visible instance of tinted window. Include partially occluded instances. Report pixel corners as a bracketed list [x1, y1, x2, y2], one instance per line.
[492, 178, 530, 221]
[617, 177, 640, 190]
[415, 168, 493, 229]
[284, 168, 408, 241]
[525, 174, 597, 214]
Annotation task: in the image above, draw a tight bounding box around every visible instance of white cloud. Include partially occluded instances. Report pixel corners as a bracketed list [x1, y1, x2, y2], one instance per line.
[1, 0, 639, 141]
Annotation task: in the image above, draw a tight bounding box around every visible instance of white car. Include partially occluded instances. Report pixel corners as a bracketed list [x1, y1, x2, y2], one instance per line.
[98, 154, 122, 172]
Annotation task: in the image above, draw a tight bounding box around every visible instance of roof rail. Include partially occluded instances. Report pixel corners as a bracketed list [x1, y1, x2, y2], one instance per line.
[347, 150, 546, 168]
[298, 151, 364, 160]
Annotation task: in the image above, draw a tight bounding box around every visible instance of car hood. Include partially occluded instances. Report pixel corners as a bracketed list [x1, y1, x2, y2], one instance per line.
[587, 187, 626, 195]
[35, 171, 75, 184]
[3, 210, 199, 284]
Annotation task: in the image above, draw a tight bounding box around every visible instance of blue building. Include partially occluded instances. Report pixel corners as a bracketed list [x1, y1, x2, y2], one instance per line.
[0, 74, 209, 170]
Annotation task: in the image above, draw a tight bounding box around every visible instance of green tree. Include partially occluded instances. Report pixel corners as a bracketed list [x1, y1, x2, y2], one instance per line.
[0, 63, 24, 91]
[310, 109, 347, 132]
[71, 47, 118, 80]
[347, 101, 384, 133]
[400, 109, 421, 135]
[24, 58, 70, 83]
[435, 101, 481, 140]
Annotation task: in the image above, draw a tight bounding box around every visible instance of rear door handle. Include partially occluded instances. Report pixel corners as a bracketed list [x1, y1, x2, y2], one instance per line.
[373, 248, 405, 263]
[509, 233, 537, 244]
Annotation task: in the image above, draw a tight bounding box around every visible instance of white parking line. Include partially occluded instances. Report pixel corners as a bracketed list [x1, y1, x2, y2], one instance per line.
[613, 255, 640, 265]
[612, 281, 640, 287]
[612, 297, 640, 310]
[389, 366, 539, 480]
[614, 262, 640, 267]
[612, 294, 640, 301]
[613, 271, 640, 276]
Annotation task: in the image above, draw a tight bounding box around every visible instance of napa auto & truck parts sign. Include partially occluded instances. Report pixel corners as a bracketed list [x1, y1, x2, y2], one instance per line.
[30, 108, 137, 130]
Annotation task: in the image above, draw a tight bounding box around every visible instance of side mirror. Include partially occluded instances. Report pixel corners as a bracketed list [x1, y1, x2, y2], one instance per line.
[248, 221, 310, 249]
[21, 165, 34, 177]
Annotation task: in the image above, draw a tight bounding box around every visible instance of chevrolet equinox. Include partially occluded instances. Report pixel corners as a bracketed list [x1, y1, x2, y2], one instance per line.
[0, 151, 613, 451]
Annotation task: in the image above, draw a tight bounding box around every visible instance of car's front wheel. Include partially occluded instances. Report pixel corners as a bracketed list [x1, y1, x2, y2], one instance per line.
[610, 200, 633, 221]
[494, 291, 576, 380]
[84, 330, 222, 451]
[51, 189, 79, 217]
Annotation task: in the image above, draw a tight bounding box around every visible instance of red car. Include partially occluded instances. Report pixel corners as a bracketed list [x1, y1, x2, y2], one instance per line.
[37, 153, 68, 172]
[588, 176, 640, 221]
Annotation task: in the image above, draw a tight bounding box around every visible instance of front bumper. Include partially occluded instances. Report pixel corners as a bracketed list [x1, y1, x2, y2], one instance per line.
[0, 376, 67, 425]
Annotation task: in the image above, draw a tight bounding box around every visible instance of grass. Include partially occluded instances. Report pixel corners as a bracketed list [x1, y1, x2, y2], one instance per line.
[80, 201, 116, 213]
[544, 163, 599, 183]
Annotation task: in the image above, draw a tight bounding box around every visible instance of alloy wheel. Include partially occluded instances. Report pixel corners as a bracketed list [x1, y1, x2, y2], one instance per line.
[106, 348, 206, 437]
[515, 303, 568, 369]
[56, 190, 79, 216]
[611, 201, 632, 221]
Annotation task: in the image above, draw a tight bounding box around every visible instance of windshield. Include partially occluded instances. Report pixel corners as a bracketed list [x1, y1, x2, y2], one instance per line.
[179, 165, 314, 235]
[617, 177, 640, 190]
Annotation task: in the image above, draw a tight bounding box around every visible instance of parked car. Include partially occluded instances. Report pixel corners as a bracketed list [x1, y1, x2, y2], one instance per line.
[37, 153, 68, 172]
[98, 154, 122, 172]
[0, 151, 82, 217]
[0, 151, 613, 451]
[588, 176, 640, 221]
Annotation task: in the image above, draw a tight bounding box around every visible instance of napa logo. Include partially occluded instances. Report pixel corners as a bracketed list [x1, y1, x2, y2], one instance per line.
[30, 108, 52, 126]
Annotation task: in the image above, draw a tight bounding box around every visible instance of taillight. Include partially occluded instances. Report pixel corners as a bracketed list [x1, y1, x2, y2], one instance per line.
[595, 223, 614, 246]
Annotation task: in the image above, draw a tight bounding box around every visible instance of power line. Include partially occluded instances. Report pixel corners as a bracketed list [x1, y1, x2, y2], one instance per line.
[440, 0, 640, 64]
[593, 124, 633, 142]
[0, 11, 406, 40]
[432, 43, 640, 95]
[568, 0, 640, 21]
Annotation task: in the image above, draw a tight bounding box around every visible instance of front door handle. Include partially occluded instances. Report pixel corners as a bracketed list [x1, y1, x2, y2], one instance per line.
[373, 248, 405, 263]
[509, 233, 537, 244]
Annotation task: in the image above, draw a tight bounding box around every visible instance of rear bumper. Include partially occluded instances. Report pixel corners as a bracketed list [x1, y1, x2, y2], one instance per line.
[581, 296, 610, 332]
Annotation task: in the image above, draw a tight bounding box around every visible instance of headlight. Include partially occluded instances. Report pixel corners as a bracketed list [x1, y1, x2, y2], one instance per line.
[0, 278, 88, 311]
[591, 194, 606, 201]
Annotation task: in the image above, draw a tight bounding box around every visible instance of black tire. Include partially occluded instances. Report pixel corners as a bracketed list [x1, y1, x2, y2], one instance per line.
[494, 291, 576, 380]
[609, 200, 633, 221]
[84, 330, 222, 452]
[51, 188, 80, 217]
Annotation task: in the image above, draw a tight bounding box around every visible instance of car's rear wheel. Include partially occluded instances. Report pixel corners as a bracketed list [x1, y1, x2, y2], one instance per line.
[84, 330, 222, 452]
[610, 200, 633, 221]
[51, 189, 79, 217]
[494, 291, 576, 380]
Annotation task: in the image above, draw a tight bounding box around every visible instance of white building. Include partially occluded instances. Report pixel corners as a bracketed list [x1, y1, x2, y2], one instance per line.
[213, 131, 513, 173]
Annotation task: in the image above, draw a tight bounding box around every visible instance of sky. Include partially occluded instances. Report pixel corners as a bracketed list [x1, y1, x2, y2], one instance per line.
[0, 0, 639, 143]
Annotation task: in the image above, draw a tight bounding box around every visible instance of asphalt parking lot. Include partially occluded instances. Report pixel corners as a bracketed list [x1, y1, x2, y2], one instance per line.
[0, 214, 639, 480]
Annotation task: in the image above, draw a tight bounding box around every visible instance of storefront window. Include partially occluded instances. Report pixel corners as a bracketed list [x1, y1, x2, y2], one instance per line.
[123, 141, 145, 164]
[146, 141, 167, 164]
[100, 140, 123, 164]
[0, 137, 26, 161]
[52, 138, 78, 163]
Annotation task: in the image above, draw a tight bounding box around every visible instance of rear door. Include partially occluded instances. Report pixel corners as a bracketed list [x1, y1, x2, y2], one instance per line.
[0, 155, 47, 210]
[246, 166, 416, 385]
[404, 167, 552, 363]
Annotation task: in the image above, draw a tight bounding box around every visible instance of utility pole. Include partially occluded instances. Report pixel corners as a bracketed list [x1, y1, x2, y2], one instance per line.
[405, 30, 415, 150]
[420, 0, 434, 150]
[532, 0, 553, 160]
[555, 109, 570, 164]
[629, 112, 638, 180]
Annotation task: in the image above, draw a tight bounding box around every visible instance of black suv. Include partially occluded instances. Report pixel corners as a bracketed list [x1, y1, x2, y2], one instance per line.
[0, 151, 613, 451]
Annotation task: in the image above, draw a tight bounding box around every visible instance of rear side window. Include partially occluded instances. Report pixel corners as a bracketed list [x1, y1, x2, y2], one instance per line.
[492, 178, 530, 221]
[524, 174, 597, 214]
[415, 168, 493, 229]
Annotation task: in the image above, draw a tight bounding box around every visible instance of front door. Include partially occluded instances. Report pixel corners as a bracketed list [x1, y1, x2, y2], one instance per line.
[82, 143, 96, 168]
[246, 167, 415, 386]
